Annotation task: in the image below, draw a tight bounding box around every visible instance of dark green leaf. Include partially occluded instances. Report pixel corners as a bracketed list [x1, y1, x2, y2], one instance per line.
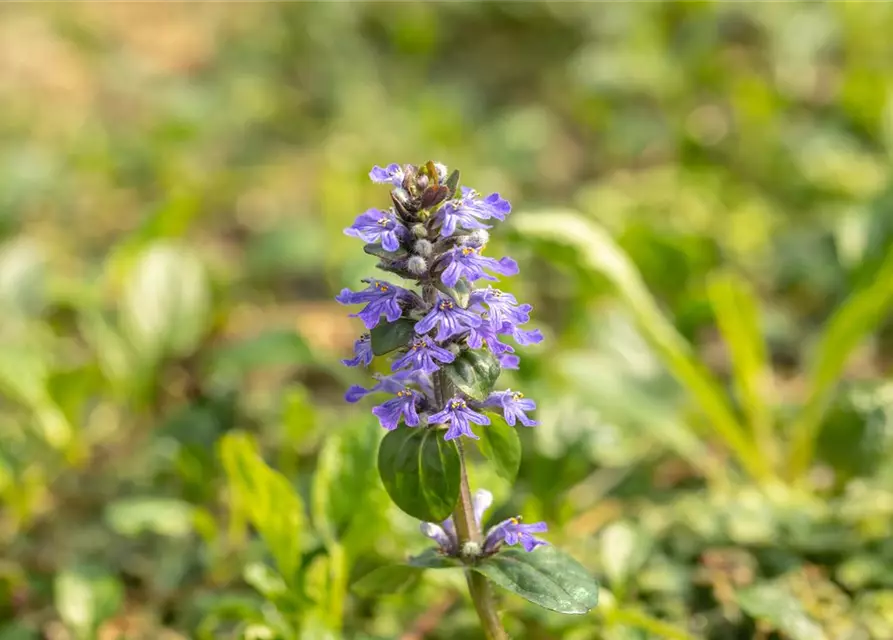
[364, 243, 408, 261]
[444, 349, 500, 401]
[207, 330, 312, 383]
[408, 548, 463, 569]
[377, 427, 460, 521]
[445, 169, 461, 198]
[433, 277, 471, 308]
[475, 420, 521, 482]
[370, 319, 416, 356]
[352, 565, 421, 597]
[473, 546, 599, 615]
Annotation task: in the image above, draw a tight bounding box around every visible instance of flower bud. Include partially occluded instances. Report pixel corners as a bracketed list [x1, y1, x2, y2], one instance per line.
[463, 229, 490, 248]
[448, 343, 462, 355]
[414, 239, 433, 257]
[412, 224, 428, 239]
[407, 256, 427, 275]
[461, 541, 482, 560]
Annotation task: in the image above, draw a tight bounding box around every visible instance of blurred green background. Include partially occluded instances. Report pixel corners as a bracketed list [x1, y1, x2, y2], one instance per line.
[3, 2, 893, 639]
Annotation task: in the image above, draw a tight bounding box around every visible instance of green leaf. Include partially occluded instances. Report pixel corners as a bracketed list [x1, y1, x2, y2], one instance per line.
[475, 420, 521, 482]
[104, 497, 194, 538]
[706, 271, 775, 463]
[377, 427, 460, 521]
[351, 565, 421, 597]
[473, 546, 599, 615]
[444, 349, 500, 402]
[370, 319, 416, 356]
[736, 582, 827, 640]
[219, 433, 305, 584]
[207, 329, 313, 384]
[364, 243, 409, 261]
[54, 567, 123, 640]
[445, 169, 461, 198]
[408, 548, 463, 569]
[512, 211, 768, 482]
[433, 277, 471, 308]
[119, 242, 211, 363]
[788, 243, 893, 477]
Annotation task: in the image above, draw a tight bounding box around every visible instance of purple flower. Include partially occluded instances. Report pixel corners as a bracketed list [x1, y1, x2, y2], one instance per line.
[416, 296, 482, 342]
[342, 334, 373, 368]
[498, 353, 520, 370]
[336, 280, 407, 329]
[344, 208, 407, 252]
[440, 247, 519, 288]
[484, 517, 548, 553]
[483, 390, 538, 427]
[470, 287, 531, 328]
[369, 163, 405, 186]
[372, 389, 420, 431]
[429, 397, 490, 441]
[344, 371, 412, 403]
[421, 489, 493, 555]
[466, 317, 515, 356]
[436, 189, 511, 237]
[392, 335, 455, 375]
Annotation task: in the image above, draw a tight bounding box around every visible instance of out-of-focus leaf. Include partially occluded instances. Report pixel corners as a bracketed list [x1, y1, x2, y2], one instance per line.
[473, 546, 599, 614]
[736, 582, 827, 640]
[512, 211, 768, 482]
[219, 433, 305, 584]
[104, 497, 194, 538]
[206, 329, 313, 384]
[377, 427, 460, 522]
[54, 567, 123, 640]
[599, 521, 651, 590]
[0, 238, 45, 317]
[351, 565, 421, 597]
[243, 562, 288, 600]
[788, 243, 893, 477]
[120, 242, 211, 363]
[475, 420, 521, 482]
[706, 270, 775, 463]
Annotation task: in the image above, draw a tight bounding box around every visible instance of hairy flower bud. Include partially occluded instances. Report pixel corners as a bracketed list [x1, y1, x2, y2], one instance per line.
[414, 239, 433, 257]
[412, 224, 428, 239]
[407, 256, 427, 275]
[463, 229, 490, 248]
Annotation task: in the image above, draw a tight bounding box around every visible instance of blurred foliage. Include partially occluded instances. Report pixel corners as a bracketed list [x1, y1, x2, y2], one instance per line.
[3, 2, 893, 638]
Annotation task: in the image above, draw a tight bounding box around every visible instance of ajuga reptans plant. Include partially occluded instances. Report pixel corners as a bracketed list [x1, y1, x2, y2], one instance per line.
[339, 162, 598, 637]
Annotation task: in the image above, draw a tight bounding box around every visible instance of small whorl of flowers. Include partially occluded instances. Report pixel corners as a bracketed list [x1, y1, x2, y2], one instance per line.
[337, 161, 542, 443]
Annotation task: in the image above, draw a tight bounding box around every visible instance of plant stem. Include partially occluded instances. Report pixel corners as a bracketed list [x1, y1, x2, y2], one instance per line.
[425, 283, 508, 639]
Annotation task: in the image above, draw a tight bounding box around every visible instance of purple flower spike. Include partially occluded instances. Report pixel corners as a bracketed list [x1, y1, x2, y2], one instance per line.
[470, 288, 532, 327]
[372, 389, 420, 431]
[342, 334, 373, 368]
[483, 390, 538, 427]
[344, 208, 407, 252]
[336, 280, 407, 329]
[430, 397, 490, 440]
[415, 297, 482, 342]
[466, 318, 515, 356]
[484, 517, 549, 553]
[369, 163, 405, 186]
[440, 247, 519, 288]
[392, 335, 455, 375]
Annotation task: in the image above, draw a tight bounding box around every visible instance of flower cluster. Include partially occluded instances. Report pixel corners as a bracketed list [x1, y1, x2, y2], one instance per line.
[421, 489, 548, 557]
[338, 161, 542, 442]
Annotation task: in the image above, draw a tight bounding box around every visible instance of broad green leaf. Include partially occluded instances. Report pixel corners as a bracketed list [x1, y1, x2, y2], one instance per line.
[788, 243, 893, 478]
[54, 567, 123, 640]
[377, 427, 460, 521]
[473, 546, 598, 614]
[207, 329, 313, 384]
[370, 318, 416, 356]
[433, 277, 471, 308]
[512, 211, 768, 482]
[736, 582, 827, 640]
[364, 243, 409, 261]
[444, 349, 500, 402]
[220, 433, 305, 584]
[706, 270, 775, 464]
[408, 548, 463, 569]
[475, 420, 521, 482]
[104, 497, 193, 538]
[119, 242, 211, 363]
[351, 565, 421, 597]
